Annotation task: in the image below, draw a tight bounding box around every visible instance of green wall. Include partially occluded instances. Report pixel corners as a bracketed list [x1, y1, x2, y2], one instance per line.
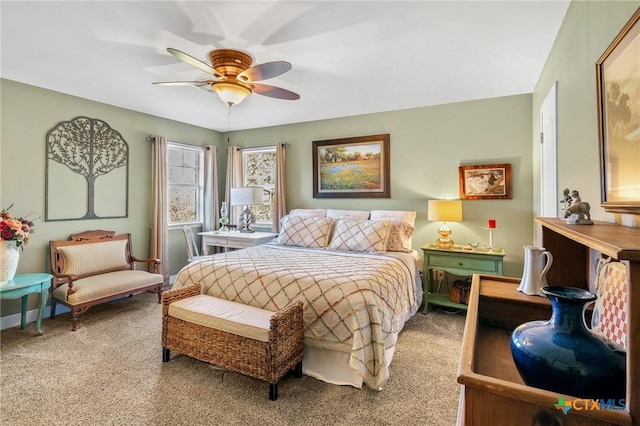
[222, 93, 534, 278]
[0, 79, 221, 317]
[532, 1, 640, 229]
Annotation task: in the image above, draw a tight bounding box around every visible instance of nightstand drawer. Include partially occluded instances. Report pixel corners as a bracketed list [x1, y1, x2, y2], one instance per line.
[428, 254, 499, 273]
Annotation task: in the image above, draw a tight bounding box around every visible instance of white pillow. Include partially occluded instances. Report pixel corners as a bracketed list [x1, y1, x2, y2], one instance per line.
[328, 218, 392, 253]
[370, 210, 417, 253]
[326, 209, 370, 220]
[288, 208, 327, 218]
[276, 216, 335, 248]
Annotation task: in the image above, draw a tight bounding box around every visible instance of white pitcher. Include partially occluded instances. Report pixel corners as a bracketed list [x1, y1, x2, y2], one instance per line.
[517, 245, 553, 296]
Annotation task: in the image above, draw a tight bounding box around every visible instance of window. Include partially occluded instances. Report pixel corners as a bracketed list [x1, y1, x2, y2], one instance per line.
[167, 142, 204, 226]
[242, 147, 276, 226]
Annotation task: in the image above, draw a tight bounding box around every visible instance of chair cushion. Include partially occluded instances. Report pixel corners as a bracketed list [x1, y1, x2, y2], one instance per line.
[52, 270, 163, 305]
[168, 295, 273, 342]
[58, 239, 129, 276]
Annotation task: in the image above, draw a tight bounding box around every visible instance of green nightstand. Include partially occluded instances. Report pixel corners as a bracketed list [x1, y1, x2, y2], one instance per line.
[421, 244, 505, 314]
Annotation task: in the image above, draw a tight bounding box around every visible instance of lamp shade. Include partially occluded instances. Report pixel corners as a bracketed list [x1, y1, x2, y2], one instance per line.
[230, 186, 264, 206]
[428, 199, 462, 222]
[212, 81, 251, 106]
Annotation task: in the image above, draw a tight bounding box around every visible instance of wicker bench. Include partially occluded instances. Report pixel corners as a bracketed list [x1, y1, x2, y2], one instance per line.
[161, 284, 304, 400]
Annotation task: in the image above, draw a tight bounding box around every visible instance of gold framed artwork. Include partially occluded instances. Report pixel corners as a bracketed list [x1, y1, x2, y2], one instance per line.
[312, 134, 390, 198]
[596, 8, 640, 214]
[458, 163, 512, 200]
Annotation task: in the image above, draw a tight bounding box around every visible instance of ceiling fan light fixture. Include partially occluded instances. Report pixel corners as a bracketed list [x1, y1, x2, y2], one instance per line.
[212, 81, 252, 106]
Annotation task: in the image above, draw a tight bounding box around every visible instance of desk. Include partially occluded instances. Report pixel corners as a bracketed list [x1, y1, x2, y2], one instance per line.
[199, 231, 278, 255]
[0, 273, 52, 334]
[421, 245, 505, 314]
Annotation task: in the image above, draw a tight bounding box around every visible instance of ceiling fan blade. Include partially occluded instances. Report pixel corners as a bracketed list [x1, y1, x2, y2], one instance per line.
[252, 84, 300, 100]
[153, 80, 211, 87]
[238, 61, 292, 82]
[167, 48, 216, 75]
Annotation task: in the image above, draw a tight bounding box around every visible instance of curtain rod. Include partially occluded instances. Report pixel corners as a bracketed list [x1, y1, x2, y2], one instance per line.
[233, 142, 291, 151]
[146, 135, 215, 151]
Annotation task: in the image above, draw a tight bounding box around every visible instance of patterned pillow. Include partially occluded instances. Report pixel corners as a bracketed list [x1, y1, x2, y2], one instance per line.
[58, 239, 129, 276]
[328, 218, 392, 253]
[591, 258, 628, 350]
[370, 210, 417, 253]
[276, 216, 335, 248]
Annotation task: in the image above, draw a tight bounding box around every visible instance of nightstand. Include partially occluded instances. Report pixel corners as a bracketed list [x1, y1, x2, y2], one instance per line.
[0, 273, 53, 334]
[421, 244, 505, 314]
[198, 231, 278, 255]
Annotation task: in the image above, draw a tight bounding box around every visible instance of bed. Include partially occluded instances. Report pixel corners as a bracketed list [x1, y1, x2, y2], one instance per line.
[172, 209, 422, 390]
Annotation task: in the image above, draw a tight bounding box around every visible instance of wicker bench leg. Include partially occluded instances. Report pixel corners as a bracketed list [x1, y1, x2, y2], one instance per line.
[294, 361, 302, 378]
[162, 348, 170, 362]
[269, 383, 278, 401]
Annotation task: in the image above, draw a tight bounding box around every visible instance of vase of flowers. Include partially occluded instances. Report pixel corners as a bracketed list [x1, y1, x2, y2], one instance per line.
[0, 204, 36, 283]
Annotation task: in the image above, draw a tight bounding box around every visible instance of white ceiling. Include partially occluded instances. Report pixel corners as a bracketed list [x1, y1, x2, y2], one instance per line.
[1, 1, 570, 132]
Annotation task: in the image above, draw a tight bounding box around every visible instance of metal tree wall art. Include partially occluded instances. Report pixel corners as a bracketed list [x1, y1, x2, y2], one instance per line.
[45, 116, 129, 221]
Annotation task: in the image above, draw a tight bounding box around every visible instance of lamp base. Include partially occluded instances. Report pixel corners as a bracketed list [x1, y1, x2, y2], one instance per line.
[435, 225, 454, 249]
[435, 237, 454, 249]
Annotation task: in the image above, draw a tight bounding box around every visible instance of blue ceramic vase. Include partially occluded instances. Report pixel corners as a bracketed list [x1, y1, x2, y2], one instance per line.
[510, 286, 626, 399]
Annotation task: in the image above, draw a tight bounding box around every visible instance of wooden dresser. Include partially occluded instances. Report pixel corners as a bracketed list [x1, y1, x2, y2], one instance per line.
[457, 218, 639, 426]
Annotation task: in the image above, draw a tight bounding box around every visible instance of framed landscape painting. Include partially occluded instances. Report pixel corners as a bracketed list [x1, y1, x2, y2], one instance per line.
[596, 8, 640, 214]
[459, 163, 512, 200]
[312, 134, 390, 198]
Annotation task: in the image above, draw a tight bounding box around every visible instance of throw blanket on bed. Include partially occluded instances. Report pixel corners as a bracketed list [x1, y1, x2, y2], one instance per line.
[173, 244, 420, 389]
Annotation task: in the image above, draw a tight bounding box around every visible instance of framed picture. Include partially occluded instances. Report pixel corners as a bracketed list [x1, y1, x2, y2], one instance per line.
[312, 134, 390, 198]
[458, 163, 512, 200]
[596, 8, 640, 214]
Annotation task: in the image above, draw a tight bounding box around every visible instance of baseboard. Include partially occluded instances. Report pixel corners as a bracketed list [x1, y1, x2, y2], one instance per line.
[0, 304, 70, 331]
[2, 276, 176, 331]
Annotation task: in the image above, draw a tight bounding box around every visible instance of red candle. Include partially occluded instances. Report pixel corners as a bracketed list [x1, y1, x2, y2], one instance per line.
[488, 219, 496, 229]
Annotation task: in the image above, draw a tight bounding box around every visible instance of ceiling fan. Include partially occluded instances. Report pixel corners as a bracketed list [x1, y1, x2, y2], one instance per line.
[153, 48, 300, 106]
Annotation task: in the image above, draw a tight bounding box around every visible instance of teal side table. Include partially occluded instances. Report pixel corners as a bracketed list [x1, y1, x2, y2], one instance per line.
[421, 245, 505, 314]
[0, 273, 53, 333]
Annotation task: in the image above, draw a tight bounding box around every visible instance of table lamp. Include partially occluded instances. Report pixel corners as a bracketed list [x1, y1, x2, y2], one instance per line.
[428, 199, 463, 249]
[230, 186, 264, 233]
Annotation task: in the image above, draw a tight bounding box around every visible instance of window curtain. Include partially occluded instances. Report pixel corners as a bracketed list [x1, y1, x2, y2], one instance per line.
[225, 146, 243, 225]
[272, 143, 287, 232]
[150, 135, 169, 286]
[203, 146, 218, 231]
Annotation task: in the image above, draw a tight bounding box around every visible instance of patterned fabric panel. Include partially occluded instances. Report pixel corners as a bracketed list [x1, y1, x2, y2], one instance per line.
[328, 219, 392, 253]
[52, 270, 163, 305]
[173, 244, 419, 390]
[275, 216, 335, 248]
[58, 240, 129, 276]
[370, 210, 417, 253]
[326, 209, 370, 220]
[592, 259, 628, 350]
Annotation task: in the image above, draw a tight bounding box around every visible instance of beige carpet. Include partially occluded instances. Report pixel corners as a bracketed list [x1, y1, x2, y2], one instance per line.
[0, 293, 465, 426]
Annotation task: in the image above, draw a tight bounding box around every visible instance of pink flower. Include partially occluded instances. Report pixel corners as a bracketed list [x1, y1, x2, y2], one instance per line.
[0, 204, 37, 249]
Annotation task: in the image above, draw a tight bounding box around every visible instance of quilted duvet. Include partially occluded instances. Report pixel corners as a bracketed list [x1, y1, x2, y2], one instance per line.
[173, 244, 422, 389]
